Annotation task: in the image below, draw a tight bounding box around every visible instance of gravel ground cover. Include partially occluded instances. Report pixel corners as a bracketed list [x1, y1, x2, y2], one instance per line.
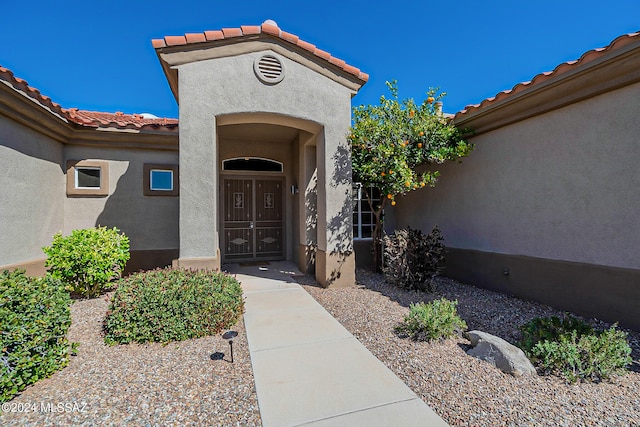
[1, 292, 261, 427]
[299, 269, 640, 427]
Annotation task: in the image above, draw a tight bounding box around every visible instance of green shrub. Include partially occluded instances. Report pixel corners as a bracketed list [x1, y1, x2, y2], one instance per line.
[104, 269, 244, 345]
[382, 226, 444, 292]
[519, 316, 632, 383]
[43, 226, 130, 298]
[395, 298, 467, 342]
[1, 270, 76, 402]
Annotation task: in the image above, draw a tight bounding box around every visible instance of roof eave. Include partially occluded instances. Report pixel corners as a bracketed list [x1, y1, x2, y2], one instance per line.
[152, 30, 368, 101]
[454, 32, 640, 135]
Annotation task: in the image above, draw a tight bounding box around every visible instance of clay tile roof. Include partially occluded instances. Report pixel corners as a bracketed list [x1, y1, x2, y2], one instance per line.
[152, 22, 368, 82]
[0, 65, 66, 117]
[62, 109, 179, 131]
[0, 65, 178, 132]
[455, 31, 640, 120]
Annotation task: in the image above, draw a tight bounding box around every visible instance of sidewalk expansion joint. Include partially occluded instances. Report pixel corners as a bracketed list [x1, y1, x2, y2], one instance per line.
[292, 397, 424, 426]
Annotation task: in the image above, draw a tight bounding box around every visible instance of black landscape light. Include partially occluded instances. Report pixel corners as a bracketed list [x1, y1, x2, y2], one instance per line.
[222, 330, 238, 363]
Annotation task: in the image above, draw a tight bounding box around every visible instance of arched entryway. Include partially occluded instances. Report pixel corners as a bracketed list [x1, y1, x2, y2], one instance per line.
[217, 113, 320, 270]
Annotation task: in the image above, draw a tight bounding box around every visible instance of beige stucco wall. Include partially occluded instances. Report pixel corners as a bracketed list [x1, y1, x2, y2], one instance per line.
[0, 115, 64, 266]
[63, 145, 179, 252]
[177, 50, 354, 271]
[395, 81, 640, 270]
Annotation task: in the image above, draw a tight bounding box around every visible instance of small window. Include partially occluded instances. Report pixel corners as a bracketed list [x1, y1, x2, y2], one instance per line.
[66, 160, 109, 197]
[75, 167, 101, 189]
[150, 169, 174, 191]
[223, 158, 283, 172]
[353, 183, 381, 239]
[144, 163, 179, 196]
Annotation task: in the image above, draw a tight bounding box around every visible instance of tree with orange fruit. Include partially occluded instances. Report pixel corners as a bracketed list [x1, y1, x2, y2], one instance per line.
[350, 80, 473, 269]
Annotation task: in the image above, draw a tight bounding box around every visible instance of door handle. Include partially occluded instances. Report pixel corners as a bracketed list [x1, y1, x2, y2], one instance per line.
[249, 222, 254, 229]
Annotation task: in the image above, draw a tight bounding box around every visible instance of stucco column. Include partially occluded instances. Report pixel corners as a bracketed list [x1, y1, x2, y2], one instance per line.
[172, 73, 221, 270]
[315, 126, 356, 287]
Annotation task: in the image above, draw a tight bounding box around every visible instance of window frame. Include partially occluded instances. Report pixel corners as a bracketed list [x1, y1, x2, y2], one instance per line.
[143, 163, 179, 196]
[149, 169, 174, 191]
[66, 160, 109, 197]
[222, 157, 284, 173]
[352, 182, 381, 240]
[74, 166, 101, 189]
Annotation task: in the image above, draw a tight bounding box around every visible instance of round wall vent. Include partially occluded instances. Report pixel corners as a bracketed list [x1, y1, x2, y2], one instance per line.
[254, 54, 285, 84]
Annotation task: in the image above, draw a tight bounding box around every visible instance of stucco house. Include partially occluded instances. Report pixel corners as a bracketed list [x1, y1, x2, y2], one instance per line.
[1, 21, 638, 329]
[0, 20, 367, 288]
[390, 30, 640, 330]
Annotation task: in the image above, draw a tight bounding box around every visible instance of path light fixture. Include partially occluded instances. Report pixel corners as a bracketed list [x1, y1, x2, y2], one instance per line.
[222, 330, 238, 363]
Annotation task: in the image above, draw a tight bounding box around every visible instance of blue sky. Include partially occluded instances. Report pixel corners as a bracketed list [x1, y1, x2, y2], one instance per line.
[1, 1, 638, 118]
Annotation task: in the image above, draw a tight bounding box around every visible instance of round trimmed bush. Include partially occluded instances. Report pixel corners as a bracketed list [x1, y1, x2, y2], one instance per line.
[104, 269, 244, 345]
[43, 226, 130, 298]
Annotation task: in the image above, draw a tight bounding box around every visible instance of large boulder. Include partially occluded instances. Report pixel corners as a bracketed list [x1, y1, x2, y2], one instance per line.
[465, 330, 537, 377]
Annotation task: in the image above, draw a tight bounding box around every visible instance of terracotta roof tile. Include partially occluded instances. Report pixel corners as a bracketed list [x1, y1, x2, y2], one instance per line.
[0, 65, 178, 132]
[165, 35, 187, 46]
[313, 48, 331, 61]
[221, 28, 243, 38]
[280, 31, 299, 44]
[0, 65, 66, 116]
[296, 39, 316, 53]
[261, 23, 280, 36]
[63, 109, 179, 131]
[204, 30, 224, 41]
[152, 22, 368, 82]
[185, 33, 206, 43]
[240, 25, 261, 35]
[151, 38, 166, 49]
[456, 30, 640, 119]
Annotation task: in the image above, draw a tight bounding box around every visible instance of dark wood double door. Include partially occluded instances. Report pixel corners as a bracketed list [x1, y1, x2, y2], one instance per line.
[222, 178, 284, 262]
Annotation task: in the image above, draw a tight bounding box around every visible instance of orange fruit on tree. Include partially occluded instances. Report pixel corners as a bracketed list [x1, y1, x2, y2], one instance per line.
[418, 143, 423, 148]
[427, 96, 435, 104]
[409, 110, 415, 118]
[405, 181, 411, 187]
[387, 194, 392, 199]
[419, 131, 424, 136]
[391, 200, 396, 206]
[420, 182, 426, 187]
[381, 171, 386, 177]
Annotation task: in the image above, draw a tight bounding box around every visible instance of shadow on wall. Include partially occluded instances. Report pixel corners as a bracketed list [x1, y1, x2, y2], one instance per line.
[325, 144, 353, 284]
[1, 128, 65, 173]
[93, 159, 179, 273]
[304, 166, 318, 274]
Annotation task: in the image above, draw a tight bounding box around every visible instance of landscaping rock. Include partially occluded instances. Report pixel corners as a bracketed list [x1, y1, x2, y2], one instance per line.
[465, 330, 537, 377]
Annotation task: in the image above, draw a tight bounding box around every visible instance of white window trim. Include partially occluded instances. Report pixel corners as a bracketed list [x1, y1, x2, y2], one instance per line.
[74, 166, 101, 189]
[149, 169, 174, 191]
[353, 183, 379, 241]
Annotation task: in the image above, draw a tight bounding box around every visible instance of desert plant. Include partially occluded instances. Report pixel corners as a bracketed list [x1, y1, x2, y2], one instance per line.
[0, 270, 76, 402]
[43, 226, 130, 298]
[350, 80, 473, 268]
[104, 269, 244, 345]
[383, 226, 445, 292]
[395, 298, 467, 342]
[519, 315, 632, 383]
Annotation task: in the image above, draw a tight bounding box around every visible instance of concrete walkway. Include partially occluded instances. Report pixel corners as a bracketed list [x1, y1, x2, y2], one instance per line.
[225, 261, 448, 427]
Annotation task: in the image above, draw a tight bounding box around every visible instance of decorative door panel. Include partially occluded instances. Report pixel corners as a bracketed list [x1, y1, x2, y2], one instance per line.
[255, 180, 283, 258]
[222, 178, 283, 261]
